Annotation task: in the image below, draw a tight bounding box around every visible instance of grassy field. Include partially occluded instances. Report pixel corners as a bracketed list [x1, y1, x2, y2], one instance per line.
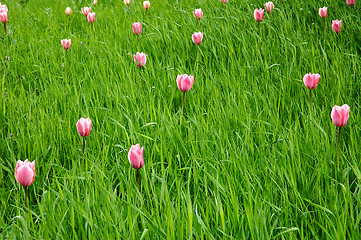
[1, 0, 361, 239]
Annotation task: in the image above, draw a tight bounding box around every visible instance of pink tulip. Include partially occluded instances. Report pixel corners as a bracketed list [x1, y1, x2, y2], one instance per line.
[319, 7, 327, 18]
[128, 144, 144, 169]
[221, 0, 229, 3]
[77, 118, 92, 137]
[0, 11, 7, 23]
[347, 0, 355, 6]
[331, 104, 350, 128]
[0, 4, 8, 13]
[132, 22, 142, 35]
[124, 0, 130, 5]
[303, 73, 320, 89]
[87, 12, 96, 23]
[133, 52, 146, 68]
[192, 32, 203, 45]
[0, 11, 6, 34]
[254, 8, 264, 21]
[61, 39, 71, 50]
[81, 7, 91, 16]
[15, 159, 36, 187]
[264, 2, 274, 13]
[0, 5, 8, 13]
[143, 1, 150, 10]
[332, 20, 342, 33]
[177, 74, 194, 93]
[65, 7, 72, 16]
[193, 8, 203, 20]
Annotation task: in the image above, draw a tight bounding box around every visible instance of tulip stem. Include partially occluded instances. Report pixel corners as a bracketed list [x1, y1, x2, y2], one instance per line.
[66, 49, 68, 56]
[258, 21, 260, 34]
[309, 89, 312, 105]
[323, 18, 325, 32]
[136, 169, 140, 190]
[91, 23, 93, 31]
[197, 48, 199, 63]
[336, 33, 339, 47]
[180, 92, 185, 125]
[24, 186, 28, 214]
[3, 23, 6, 34]
[337, 127, 341, 170]
[82, 137, 86, 164]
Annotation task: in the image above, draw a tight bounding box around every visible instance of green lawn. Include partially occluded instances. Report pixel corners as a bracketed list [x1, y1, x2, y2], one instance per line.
[1, 0, 361, 239]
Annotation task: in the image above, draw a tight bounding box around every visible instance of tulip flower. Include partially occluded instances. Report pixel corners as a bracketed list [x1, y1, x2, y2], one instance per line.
[192, 32, 203, 45]
[332, 19, 342, 45]
[303, 73, 320, 102]
[177, 74, 194, 124]
[143, 1, 150, 13]
[221, 0, 229, 3]
[264, 2, 274, 13]
[128, 144, 144, 188]
[133, 52, 146, 68]
[94, 0, 98, 5]
[331, 104, 350, 169]
[124, 0, 130, 5]
[81, 7, 91, 17]
[254, 8, 264, 21]
[319, 6, 327, 18]
[254, 8, 264, 32]
[61, 39, 71, 55]
[0, 11, 7, 34]
[77, 118, 92, 137]
[65, 7, 72, 16]
[132, 22, 142, 36]
[77, 117, 92, 161]
[193, 8, 203, 20]
[319, 7, 327, 31]
[0, 4, 8, 13]
[15, 159, 36, 187]
[87, 12, 96, 30]
[332, 20, 342, 33]
[128, 144, 144, 170]
[331, 104, 350, 128]
[15, 159, 35, 211]
[347, 0, 355, 6]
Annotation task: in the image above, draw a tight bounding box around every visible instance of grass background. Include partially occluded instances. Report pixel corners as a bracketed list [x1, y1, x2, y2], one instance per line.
[1, 0, 361, 239]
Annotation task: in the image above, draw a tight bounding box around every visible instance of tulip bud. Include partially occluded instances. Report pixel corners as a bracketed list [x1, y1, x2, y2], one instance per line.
[65, 7, 72, 16]
[77, 118, 92, 137]
[303, 73, 320, 89]
[81, 7, 91, 16]
[132, 22, 142, 35]
[87, 12, 96, 23]
[133, 52, 146, 68]
[192, 32, 203, 45]
[143, 1, 150, 10]
[177, 74, 194, 93]
[61, 39, 71, 50]
[347, 0, 355, 6]
[128, 144, 144, 169]
[0, 11, 7, 23]
[193, 8, 203, 20]
[15, 159, 36, 187]
[332, 20, 342, 33]
[319, 7, 327, 18]
[331, 104, 350, 127]
[254, 8, 264, 21]
[264, 2, 274, 13]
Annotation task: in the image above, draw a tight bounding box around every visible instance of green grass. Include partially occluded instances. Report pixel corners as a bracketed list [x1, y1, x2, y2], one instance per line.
[1, 0, 361, 238]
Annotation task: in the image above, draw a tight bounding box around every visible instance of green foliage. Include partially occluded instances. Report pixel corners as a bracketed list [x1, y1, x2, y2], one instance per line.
[1, 0, 361, 239]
